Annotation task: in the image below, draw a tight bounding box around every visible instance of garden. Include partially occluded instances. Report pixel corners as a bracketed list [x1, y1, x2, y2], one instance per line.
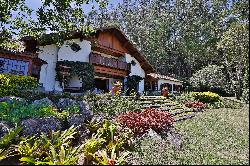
[0, 74, 249, 165]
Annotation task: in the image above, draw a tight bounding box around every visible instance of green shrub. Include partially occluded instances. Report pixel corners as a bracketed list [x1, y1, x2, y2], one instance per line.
[192, 92, 220, 103]
[189, 65, 232, 96]
[16, 126, 83, 165]
[84, 93, 141, 116]
[83, 120, 132, 165]
[0, 127, 22, 161]
[0, 74, 38, 98]
[0, 100, 58, 124]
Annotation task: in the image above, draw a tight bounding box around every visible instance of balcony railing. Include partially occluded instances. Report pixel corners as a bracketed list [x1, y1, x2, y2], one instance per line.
[89, 53, 131, 71]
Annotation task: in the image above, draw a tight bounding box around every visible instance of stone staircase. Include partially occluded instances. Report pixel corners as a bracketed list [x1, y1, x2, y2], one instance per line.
[133, 96, 200, 122]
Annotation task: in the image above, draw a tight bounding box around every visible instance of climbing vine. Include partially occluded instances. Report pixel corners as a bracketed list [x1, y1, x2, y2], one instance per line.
[55, 61, 94, 91]
[125, 75, 143, 95]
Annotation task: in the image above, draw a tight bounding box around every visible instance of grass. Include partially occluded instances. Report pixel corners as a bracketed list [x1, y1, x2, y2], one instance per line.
[130, 105, 249, 165]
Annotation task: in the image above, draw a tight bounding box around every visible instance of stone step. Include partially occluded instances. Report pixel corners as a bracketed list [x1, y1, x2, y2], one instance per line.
[169, 109, 194, 116]
[174, 114, 196, 122]
[142, 103, 177, 108]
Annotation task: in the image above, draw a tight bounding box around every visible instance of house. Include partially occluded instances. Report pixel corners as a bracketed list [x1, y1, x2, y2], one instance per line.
[145, 73, 183, 94]
[0, 27, 182, 94]
[0, 48, 47, 79]
[28, 27, 155, 93]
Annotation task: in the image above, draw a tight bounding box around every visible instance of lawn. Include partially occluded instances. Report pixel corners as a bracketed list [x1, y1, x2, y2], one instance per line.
[130, 105, 249, 165]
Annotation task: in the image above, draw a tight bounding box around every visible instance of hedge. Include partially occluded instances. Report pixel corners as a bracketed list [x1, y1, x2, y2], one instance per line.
[0, 74, 38, 97]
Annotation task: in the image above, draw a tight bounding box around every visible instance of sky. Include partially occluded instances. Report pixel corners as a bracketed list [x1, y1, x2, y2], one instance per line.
[25, 0, 122, 12]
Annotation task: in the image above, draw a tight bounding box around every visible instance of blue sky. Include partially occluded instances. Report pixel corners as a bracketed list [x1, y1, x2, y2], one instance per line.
[25, 0, 122, 12]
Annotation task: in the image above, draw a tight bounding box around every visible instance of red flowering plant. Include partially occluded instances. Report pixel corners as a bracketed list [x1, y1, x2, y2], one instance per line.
[185, 101, 207, 109]
[116, 108, 175, 136]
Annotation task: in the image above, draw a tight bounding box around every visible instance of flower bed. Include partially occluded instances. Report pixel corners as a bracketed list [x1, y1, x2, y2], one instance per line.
[185, 101, 207, 109]
[116, 108, 175, 136]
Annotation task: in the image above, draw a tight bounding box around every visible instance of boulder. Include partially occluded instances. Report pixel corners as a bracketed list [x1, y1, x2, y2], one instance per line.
[162, 127, 183, 150]
[32, 97, 54, 106]
[57, 98, 93, 119]
[0, 96, 25, 103]
[141, 128, 162, 141]
[67, 114, 86, 128]
[78, 100, 93, 119]
[21, 117, 62, 136]
[67, 114, 90, 142]
[0, 121, 13, 138]
[57, 98, 78, 109]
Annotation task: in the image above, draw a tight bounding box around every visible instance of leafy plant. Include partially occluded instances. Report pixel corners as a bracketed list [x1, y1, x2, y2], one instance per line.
[94, 146, 129, 165]
[117, 108, 175, 136]
[0, 127, 22, 161]
[0, 74, 38, 97]
[0, 100, 58, 124]
[55, 61, 94, 91]
[85, 93, 141, 116]
[192, 92, 220, 103]
[16, 126, 83, 165]
[185, 101, 207, 109]
[83, 120, 133, 165]
[125, 75, 143, 95]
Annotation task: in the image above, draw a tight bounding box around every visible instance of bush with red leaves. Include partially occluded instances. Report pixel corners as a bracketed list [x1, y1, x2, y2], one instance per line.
[185, 101, 207, 108]
[116, 108, 175, 136]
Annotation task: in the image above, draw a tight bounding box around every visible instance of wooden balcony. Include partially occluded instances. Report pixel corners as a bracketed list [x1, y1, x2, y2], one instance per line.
[89, 53, 131, 71]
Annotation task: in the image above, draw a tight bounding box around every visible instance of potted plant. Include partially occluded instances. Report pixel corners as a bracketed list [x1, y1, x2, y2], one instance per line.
[112, 81, 122, 95]
[162, 86, 169, 98]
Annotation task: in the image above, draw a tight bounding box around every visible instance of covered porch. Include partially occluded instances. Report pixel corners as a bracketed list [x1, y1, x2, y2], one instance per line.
[145, 73, 183, 95]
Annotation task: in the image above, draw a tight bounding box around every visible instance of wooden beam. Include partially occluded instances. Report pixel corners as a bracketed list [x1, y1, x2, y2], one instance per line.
[93, 65, 128, 77]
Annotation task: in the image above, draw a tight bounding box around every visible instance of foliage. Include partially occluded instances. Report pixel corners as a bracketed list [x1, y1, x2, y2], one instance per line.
[85, 93, 141, 116]
[1, 0, 109, 49]
[189, 65, 231, 96]
[116, 108, 175, 136]
[192, 92, 220, 103]
[242, 67, 249, 103]
[171, 92, 196, 104]
[55, 61, 94, 91]
[17, 90, 73, 103]
[83, 120, 132, 165]
[173, 92, 243, 109]
[0, 100, 58, 124]
[93, 0, 248, 100]
[16, 126, 83, 165]
[185, 102, 206, 109]
[125, 75, 143, 95]
[129, 107, 249, 165]
[0, 127, 22, 161]
[0, 74, 38, 98]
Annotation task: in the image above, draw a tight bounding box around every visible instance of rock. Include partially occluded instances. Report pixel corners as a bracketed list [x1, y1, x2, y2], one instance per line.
[57, 98, 93, 119]
[32, 97, 54, 106]
[0, 96, 24, 103]
[67, 114, 90, 144]
[141, 128, 162, 141]
[90, 113, 110, 125]
[78, 100, 93, 119]
[165, 127, 183, 150]
[67, 114, 86, 127]
[57, 98, 78, 109]
[0, 121, 13, 138]
[21, 117, 62, 136]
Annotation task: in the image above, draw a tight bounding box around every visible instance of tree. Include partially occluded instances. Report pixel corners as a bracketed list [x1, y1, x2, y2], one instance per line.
[189, 65, 231, 96]
[0, 0, 109, 48]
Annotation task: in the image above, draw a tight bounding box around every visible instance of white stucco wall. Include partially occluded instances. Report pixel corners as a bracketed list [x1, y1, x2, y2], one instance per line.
[57, 39, 91, 62]
[125, 53, 145, 92]
[57, 39, 92, 89]
[38, 44, 58, 91]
